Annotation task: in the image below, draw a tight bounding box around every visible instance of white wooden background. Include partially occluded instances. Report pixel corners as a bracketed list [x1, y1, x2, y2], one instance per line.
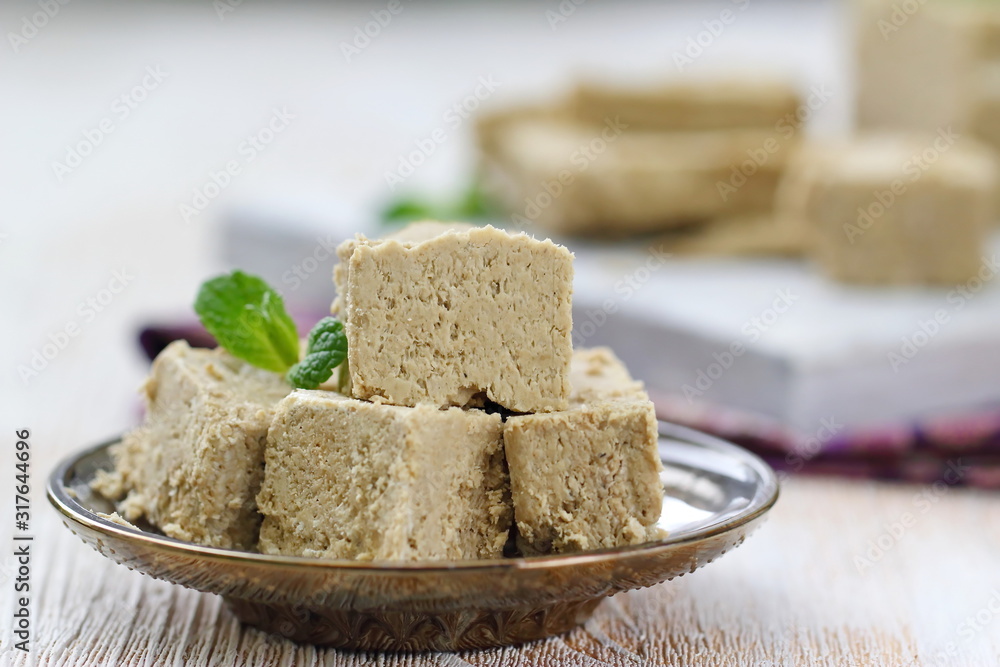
[2, 1, 999, 664]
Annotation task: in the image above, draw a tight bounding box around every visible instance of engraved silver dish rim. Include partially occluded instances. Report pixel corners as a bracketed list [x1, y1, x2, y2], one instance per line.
[47, 420, 779, 572]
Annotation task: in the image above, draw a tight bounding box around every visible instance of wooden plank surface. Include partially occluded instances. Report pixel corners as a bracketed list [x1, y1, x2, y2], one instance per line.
[7, 471, 1000, 665]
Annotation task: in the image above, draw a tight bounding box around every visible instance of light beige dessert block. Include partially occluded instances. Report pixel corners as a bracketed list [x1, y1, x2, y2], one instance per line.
[782, 136, 997, 285]
[475, 102, 570, 159]
[476, 79, 803, 237]
[504, 348, 663, 556]
[570, 79, 801, 132]
[649, 214, 808, 258]
[856, 0, 1000, 198]
[479, 118, 796, 236]
[856, 0, 972, 132]
[971, 64, 1000, 164]
[95, 341, 291, 550]
[257, 390, 511, 561]
[858, 2, 1000, 215]
[332, 223, 574, 412]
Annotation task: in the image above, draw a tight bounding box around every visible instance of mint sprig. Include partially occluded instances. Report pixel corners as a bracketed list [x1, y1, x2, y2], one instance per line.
[287, 317, 348, 389]
[381, 180, 498, 227]
[195, 271, 300, 373]
[194, 271, 348, 389]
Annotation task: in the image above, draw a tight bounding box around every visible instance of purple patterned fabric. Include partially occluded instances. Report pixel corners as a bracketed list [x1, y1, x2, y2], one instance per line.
[651, 394, 1000, 489]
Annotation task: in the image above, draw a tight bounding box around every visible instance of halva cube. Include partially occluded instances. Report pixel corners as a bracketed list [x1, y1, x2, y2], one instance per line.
[97, 341, 291, 550]
[504, 348, 663, 555]
[971, 64, 1000, 173]
[478, 118, 795, 236]
[570, 78, 802, 132]
[333, 223, 574, 412]
[781, 135, 997, 285]
[856, 0, 1000, 133]
[856, 0, 1000, 209]
[649, 214, 808, 258]
[475, 79, 802, 237]
[257, 390, 512, 561]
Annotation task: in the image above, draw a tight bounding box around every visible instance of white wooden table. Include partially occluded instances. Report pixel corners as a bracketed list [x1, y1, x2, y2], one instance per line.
[3, 2, 998, 664]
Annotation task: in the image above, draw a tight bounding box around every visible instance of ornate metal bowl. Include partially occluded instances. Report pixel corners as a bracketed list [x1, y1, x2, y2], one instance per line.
[47, 422, 778, 651]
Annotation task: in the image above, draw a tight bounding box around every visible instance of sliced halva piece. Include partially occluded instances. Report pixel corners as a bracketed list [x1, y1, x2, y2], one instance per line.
[257, 390, 512, 561]
[504, 348, 663, 556]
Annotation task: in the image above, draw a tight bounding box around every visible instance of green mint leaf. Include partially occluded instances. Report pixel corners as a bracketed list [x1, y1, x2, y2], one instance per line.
[380, 197, 439, 226]
[287, 317, 348, 389]
[194, 270, 300, 373]
[454, 180, 497, 219]
[379, 181, 497, 227]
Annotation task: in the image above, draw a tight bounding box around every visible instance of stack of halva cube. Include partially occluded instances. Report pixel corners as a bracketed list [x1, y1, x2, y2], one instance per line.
[477, 78, 804, 240]
[477, 76, 1000, 286]
[99, 223, 664, 560]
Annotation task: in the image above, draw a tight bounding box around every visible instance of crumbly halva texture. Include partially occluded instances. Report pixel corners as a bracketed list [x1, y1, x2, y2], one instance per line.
[569, 79, 801, 132]
[779, 137, 997, 285]
[856, 0, 1000, 131]
[331, 221, 474, 315]
[96, 511, 140, 530]
[475, 79, 802, 238]
[649, 214, 808, 258]
[332, 223, 574, 412]
[257, 390, 512, 561]
[94, 341, 291, 550]
[856, 0, 1000, 211]
[504, 348, 663, 556]
[478, 119, 796, 236]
